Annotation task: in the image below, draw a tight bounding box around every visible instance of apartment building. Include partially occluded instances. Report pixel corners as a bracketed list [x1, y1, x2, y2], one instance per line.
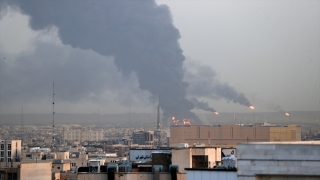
[132, 131, 154, 145]
[0, 140, 21, 163]
[63, 128, 104, 142]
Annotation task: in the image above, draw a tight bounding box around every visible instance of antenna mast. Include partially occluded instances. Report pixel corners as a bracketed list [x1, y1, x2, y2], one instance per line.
[156, 98, 161, 148]
[156, 98, 160, 130]
[98, 109, 100, 125]
[21, 105, 23, 141]
[52, 82, 55, 145]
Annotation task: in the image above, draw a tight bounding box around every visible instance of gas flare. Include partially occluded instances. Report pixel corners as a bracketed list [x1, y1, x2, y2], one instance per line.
[285, 113, 290, 116]
[249, 106, 255, 110]
[183, 119, 191, 125]
[214, 112, 218, 115]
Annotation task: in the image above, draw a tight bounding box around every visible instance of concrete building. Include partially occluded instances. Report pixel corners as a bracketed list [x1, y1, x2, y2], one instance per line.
[63, 128, 104, 142]
[105, 144, 130, 157]
[237, 141, 320, 180]
[0, 140, 21, 163]
[132, 131, 154, 145]
[170, 123, 301, 147]
[0, 162, 52, 180]
[52, 159, 71, 173]
[172, 147, 222, 173]
[68, 152, 88, 169]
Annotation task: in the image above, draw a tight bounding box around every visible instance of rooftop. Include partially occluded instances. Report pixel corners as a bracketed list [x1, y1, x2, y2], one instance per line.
[238, 141, 320, 145]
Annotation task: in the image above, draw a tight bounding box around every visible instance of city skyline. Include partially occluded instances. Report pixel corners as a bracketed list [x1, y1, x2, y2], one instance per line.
[0, 1, 319, 120]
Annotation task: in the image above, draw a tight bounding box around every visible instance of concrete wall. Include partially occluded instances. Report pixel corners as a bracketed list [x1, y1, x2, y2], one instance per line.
[114, 172, 186, 180]
[186, 170, 237, 180]
[60, 172, 78, 180]
[56, 151, 69, 159]
[172, 148, 191, 173]
[205, 148, 221, 168]
[52, 163, 71, 173]
[237, 141, 320, 180]
[19, 162, 52, 180]
[170, 125, 301, 147]
[77, 172, 186, 180]
[269, 125, 301, 141]
[78, 173, 108, 180]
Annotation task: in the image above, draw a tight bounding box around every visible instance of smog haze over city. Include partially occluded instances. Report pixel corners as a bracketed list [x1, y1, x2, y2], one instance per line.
[0, 0, 319, 126]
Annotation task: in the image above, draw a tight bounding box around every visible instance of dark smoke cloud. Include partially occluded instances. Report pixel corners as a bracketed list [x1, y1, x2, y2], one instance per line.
[267, 103, 285, 112]
[0, 0, 202, 125]
[190, 98, 216, 112]
[185, 61, 251, 107]
[0, 40, 148, 107]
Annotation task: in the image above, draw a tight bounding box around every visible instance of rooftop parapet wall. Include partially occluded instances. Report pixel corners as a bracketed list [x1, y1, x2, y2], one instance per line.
[237, 141, 320, 180]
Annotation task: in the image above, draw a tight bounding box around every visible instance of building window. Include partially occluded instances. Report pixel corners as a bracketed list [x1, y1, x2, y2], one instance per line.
[8, 144, 11, 150]
[8, 173, 17, 180]
[57, 167, 60, 169]
[8, 151, 11, 157]
[0, 151, 3, 157]
[0, 144, 3, 150]
[192, 155, 208, 168]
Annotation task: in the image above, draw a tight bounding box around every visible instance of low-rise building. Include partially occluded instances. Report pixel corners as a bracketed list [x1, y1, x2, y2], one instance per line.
[172, 147, 222, 173]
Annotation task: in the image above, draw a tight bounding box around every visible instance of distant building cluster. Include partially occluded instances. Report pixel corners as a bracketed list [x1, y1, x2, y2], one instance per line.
[63, 128, 104, 142]
[0, 121, 319, 180]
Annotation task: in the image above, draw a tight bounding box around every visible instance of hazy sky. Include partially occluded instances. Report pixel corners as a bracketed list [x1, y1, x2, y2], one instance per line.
[0, 0, 319, 117]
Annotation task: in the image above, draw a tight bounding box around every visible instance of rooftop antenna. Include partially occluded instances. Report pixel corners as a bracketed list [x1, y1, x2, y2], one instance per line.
[156, 98, 161, 130]
[21, 105, 23, 141]
[129, 108, 132, 128]
[156, 97, 161, 148]
[98, 108, 100, 125]
[52, 82, 55, 146]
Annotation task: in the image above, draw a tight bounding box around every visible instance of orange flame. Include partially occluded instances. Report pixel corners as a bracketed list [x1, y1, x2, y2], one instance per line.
[172, 116, 175, 121]
[183, 119, 191, 125]
[214, 112, 218, 115]
[249, 106, 255, 110]
[285, 113, 290, 116]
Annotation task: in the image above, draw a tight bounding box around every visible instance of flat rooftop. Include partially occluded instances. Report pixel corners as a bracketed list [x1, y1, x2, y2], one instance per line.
[238, 141, 320, 145]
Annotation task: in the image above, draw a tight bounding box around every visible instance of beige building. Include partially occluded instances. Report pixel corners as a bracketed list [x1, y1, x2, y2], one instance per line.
[172, 147, 222, 173]
[170, 123, 301, 148]
[63, 128, 104, 142]
[0, 162, 52, 180]
[52, 159, 71, 173]
[0, 140, 22, 163]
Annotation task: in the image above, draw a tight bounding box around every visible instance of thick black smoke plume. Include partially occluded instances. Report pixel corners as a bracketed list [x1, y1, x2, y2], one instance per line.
[0, 0, 252, 125]
[185, 61, 251, 107]
[190, 98, 216, 112]
[0, 0, 201, 125]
